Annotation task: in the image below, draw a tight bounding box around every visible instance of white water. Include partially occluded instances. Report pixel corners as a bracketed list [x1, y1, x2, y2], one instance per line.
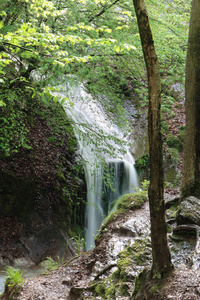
[54, 79, 139, 250]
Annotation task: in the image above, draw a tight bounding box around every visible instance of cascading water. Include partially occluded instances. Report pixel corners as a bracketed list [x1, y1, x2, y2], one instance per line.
[54, 79, 139, 250]
[102, 159, 138, 215]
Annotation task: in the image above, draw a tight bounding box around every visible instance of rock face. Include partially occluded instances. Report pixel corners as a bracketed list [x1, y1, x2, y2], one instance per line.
[0, 103, 86, 267]
[176, 196, 200, 226]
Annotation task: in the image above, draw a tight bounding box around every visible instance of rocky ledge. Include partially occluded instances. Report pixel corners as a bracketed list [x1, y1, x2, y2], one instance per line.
[1, 190, 200, 300]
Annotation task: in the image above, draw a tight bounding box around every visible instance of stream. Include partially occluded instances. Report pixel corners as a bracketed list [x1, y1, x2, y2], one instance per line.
[0, 266, 43, 294]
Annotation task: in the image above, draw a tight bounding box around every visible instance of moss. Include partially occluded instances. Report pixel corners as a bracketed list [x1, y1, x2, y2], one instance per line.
[149, 283, 159, 294]
[117, 256, 132, 281]
[105, 285, 115, 298]
[57, 166, 66, 183]
[132, 267, 151, 298]
[119, 283, 129, 296]
[95, 283, 106, 297]
[100, 191, 147, 231]
[167, 206, 179, 219]
[100, 209, 124, 232]
[116, 191, 147, 211]
[117, 238, 152, 282]
[112, 268, 120, 280]
[167, 226, 172, 233]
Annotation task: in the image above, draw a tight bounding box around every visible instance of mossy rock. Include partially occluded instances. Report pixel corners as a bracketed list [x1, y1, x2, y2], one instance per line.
[119, 283, 130, 296]
[117, 238, 152, 282]
[95, 283, 106, 297]
[116, 191, 147, 211]
[176, 196, 200, 226]
[99, 192, 147, 233]
[105, 285, 115, 298]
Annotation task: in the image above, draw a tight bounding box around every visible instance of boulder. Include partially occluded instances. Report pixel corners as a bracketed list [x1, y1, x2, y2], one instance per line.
[176, 196, 200, 226]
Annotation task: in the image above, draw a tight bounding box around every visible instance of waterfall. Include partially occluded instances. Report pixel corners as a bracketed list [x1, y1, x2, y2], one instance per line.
[54, 79, 139, 251]
[102, 159, 139, 215]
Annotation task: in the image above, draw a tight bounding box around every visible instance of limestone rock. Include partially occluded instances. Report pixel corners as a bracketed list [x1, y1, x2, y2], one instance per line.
[176, 196, 200, 226]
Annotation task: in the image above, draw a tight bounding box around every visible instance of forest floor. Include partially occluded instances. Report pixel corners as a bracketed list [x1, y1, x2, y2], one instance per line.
[1, 189, 200, 300]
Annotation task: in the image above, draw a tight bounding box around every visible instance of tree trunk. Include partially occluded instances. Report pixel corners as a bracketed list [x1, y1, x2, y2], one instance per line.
[181, 0, 200, 198]
[132, 0, 173, 278]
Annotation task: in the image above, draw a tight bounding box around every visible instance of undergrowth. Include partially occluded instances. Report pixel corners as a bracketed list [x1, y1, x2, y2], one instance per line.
[4, 266, 25, 299]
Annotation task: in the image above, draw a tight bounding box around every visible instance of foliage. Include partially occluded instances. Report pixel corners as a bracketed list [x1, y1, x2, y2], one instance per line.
[41, 257, 61, 273]
[135, 154, 150, 179]
[0, 86, 32, 157]
[70, 235, 85, 254]
[166, 134, 181, 150]
[0, 0, 190, 110]
[141, 180, 150, 191]
[4, 266, 24, 297]
[167, 147, 180, 165]
[146, 0, 191, 84]
[0, 0, 191, 163]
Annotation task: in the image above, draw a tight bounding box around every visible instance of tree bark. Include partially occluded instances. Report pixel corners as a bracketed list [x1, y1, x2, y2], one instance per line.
[181, 0, 200, 198]
[132, 0, 173, 278]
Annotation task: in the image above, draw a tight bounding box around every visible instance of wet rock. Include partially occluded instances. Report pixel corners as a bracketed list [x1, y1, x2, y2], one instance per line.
[0, 256, 10, 268]
[176, 196, 200, 226]
[173, 224, 199, 235]
[112, 225, 137, 237]
[165, 197, 180, 210]
[14, 257, 35, 268]
[170, 83, 185, 102]
[19, 226, 73, 264]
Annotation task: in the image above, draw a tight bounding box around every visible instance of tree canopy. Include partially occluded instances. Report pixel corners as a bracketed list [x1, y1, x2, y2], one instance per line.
[0, 0, 191, 158]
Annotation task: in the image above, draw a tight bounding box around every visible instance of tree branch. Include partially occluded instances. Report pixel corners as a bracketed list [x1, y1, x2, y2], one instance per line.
[1, 41, 51, 57]
[88, 0, 121, 22]
[94, 264, 117, 280]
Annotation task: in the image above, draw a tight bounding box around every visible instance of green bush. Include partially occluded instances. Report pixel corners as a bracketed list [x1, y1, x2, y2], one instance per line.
[167, 147, 180, 164]
[166, 134, 180, 150]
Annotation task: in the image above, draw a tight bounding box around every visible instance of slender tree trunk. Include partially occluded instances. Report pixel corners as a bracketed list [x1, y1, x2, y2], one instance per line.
[181, 0, 200, 198]
[132, 0, 173, 278]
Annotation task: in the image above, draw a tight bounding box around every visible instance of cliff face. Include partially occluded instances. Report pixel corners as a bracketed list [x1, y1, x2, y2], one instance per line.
[0, 99, 86, 266]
